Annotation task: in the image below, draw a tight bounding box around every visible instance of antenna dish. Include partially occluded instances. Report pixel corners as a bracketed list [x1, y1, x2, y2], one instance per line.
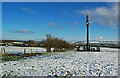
[89, 22, 91, 26]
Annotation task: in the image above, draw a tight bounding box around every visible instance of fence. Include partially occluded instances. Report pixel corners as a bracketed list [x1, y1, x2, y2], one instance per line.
[1, 46, 47, 56]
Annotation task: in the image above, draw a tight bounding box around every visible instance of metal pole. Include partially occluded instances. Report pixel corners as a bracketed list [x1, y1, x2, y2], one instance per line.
[86, 14, 89, 51]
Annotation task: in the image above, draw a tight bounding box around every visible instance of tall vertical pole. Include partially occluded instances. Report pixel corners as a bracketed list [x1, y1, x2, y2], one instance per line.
[86, 14, 89, 51]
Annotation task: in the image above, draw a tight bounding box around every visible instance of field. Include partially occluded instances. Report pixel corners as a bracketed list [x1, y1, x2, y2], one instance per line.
[0, 46, 119, 77]
[0, 46, 46, 54]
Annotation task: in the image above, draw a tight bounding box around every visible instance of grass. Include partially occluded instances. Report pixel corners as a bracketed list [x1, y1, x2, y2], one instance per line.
[1, 55, 25, 62]
[1, 49, 72, 62]
[1, 52, 46, 62]
[53, 49, 75, 52]
[25, 52, 46, 56]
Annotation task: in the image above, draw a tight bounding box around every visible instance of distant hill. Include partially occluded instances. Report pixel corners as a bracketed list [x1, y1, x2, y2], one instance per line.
[71, 40, 119, 48]
[0, 40, 25, 43]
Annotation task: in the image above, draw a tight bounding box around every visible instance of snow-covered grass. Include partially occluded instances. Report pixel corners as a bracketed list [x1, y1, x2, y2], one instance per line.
[0, 47, 118, 77]
[0, 46, 46, 54]
[100, 47, 118, 52]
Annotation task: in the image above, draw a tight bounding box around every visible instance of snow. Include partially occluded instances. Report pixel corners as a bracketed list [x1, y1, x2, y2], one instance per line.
[0, 47, 118, 77]
[0, 46, 46, 54]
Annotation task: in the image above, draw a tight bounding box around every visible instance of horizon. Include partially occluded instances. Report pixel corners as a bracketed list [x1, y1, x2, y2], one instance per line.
[2, 2, 118, 41]
[1, 39, 119, 42]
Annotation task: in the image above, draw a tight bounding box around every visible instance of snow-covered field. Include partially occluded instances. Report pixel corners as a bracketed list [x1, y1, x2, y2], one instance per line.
[0, 47, 119, 77]
[0, 46, 47, 54]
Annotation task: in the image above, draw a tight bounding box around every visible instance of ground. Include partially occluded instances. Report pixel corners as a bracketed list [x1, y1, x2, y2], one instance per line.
[0, 47, 118, 77]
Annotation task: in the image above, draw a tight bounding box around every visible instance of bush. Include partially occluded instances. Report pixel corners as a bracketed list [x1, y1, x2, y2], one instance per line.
[43, 34, 74, 52]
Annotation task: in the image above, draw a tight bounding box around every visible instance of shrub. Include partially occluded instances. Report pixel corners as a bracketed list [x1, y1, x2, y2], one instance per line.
[43, 34, 74, 52]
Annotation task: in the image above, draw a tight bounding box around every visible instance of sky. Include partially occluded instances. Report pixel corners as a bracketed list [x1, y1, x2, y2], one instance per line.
[2, 2, 118, 41]
[1, 0, 120, 2]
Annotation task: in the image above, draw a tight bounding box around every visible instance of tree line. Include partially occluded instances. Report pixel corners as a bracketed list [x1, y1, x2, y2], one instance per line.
[2, 34, 75, 52]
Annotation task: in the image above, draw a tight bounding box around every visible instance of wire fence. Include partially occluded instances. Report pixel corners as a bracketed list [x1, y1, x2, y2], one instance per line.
[0, 46, 47, 55]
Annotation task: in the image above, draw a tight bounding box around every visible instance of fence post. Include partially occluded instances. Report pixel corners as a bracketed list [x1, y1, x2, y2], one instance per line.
[31, 49, 32, 53]
[1, 48, 3, 55]
[4, 48, 5, 55]
[24, 48, 26, 56]
[1, 48, 5, 56]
